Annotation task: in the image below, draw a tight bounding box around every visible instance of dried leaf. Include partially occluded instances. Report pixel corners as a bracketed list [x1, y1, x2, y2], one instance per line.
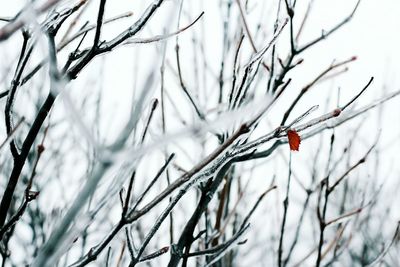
[287, 130, 301, 151]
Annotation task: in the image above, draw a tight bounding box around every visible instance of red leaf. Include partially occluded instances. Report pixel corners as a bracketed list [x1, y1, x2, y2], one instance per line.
[287, 130, 301, 151]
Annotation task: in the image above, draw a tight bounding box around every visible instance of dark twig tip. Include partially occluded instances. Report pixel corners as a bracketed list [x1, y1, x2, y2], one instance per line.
[151, 98, 159, 110]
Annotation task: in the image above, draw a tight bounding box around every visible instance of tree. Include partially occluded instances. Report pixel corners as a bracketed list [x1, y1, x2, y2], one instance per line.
[0, 0, 399, 266]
